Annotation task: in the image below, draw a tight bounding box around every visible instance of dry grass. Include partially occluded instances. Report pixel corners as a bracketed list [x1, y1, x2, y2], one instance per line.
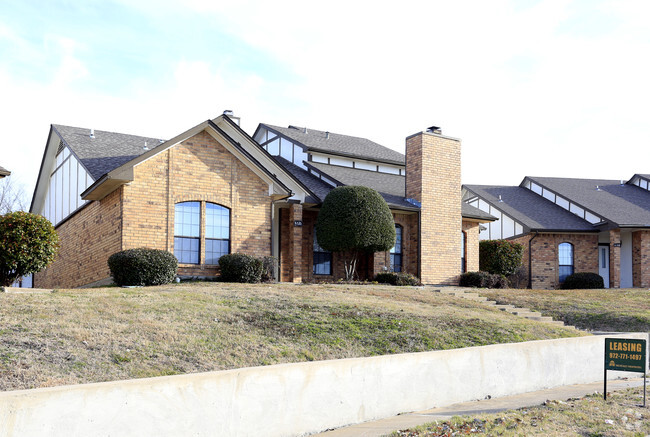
[391, 386, 650, 436]
[0, 283, 582, 392]
[479, 288, 650, 332]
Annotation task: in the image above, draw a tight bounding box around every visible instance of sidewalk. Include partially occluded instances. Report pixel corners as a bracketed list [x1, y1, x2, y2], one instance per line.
[315, 377, 647, 436]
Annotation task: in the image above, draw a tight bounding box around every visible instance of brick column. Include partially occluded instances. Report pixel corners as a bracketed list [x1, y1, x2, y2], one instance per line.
[609, 229, 621, 288]
[288, 203, 303, 283]
[632, 230, 650, 287]
[405, 130, 461, 285]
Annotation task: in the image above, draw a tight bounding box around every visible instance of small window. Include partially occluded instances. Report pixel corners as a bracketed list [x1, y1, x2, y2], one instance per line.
[558, 242, 574, 283]
[174, 202, 200, 264]
[390, 225, 403, 272]
[313, 234, 332, 275]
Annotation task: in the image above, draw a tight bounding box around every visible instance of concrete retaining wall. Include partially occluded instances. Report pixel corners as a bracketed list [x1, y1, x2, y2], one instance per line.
[1, 333, 647, 437]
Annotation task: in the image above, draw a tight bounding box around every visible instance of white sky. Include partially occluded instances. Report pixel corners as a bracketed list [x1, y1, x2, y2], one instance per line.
[1, 0, 649, 206]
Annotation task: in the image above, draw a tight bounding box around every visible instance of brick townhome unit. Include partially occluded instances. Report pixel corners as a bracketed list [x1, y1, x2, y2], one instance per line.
[30, 114, 493, 288]
[463, 175, 650, 289]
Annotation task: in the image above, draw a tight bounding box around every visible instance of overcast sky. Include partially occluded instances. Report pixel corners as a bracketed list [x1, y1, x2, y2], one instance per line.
[1, 0, 649, 205]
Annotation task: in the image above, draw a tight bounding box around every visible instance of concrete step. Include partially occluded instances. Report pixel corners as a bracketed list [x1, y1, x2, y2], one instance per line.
[524, 316, 554, 322]
[495, 304, 515, 311]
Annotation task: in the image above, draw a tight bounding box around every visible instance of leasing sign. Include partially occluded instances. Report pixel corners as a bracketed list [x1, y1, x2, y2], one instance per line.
[605, 338, 646, 373]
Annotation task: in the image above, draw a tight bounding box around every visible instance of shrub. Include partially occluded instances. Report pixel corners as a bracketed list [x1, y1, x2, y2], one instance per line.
[375, 272, 421, 286]
[479, 240, 524, 276]
[219, 253, 264, 283]
[0, 211, 59, 286]
[561, 272, 604, 289]
[316, 186, 396, 280]
[260, 256, 278, 283]
[108, 248, 178, 286]
[459, 271, 508, 289]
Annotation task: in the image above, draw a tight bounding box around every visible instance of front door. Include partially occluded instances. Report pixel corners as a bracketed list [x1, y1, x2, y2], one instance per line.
[599, 245, 610, 288]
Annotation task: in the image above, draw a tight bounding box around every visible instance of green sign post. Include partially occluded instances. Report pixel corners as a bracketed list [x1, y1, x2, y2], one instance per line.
[604, 338, 647, 406]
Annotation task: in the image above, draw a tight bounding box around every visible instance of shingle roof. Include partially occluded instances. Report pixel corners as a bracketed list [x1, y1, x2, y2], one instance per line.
[308, 162, 406, 197]
[461, 203, 496, 221]
[463, 185, 596, 232]
[273, 157, 332, 203]
[527, 177, 650, 227]
[262, 124, 405, 165]
[0, 165, 10, 177]
[53, 125, 164, 180]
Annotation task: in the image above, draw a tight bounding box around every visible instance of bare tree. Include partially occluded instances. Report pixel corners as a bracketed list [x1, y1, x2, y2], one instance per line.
[0, 177, 27, 214]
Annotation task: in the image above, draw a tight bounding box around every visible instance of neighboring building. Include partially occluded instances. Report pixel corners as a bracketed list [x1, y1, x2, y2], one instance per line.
[463, 176, 650, 289]
[0, 165, 10, 178]
[30, 114, 493, 288]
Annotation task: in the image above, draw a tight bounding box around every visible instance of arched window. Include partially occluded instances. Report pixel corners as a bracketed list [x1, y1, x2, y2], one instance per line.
[174, 201, 200, 264]
[174, 201, 231, 265]
[558, 242, 574, 282]
[390, 224, 403, 272]
[461, 231, 467, 273]
[205, 203, 230, 264]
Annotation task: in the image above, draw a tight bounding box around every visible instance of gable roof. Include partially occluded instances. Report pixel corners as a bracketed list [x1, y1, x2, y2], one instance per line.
[0, 165, 10, 177]
[52, 125, 163, 180]
[463, 185, 597, 232]
[260, 124, 405, 165]
[526, 176, 650, 227]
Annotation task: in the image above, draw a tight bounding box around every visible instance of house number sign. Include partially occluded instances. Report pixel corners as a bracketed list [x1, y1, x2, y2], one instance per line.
[293, 220, 303, 227]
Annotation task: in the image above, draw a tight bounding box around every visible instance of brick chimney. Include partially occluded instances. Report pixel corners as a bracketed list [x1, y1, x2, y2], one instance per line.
[405, 126, 461, 285]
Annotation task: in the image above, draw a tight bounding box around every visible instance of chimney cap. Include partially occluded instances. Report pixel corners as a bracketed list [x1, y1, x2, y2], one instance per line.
[223, 110, 234, 116]
[426, 126, 442, 134]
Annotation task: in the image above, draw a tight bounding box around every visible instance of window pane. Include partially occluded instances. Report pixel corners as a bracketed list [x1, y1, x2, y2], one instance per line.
[175, 202, 200, 237]
[174, 237, 199, 264]
[390, 225, 402, 254]
[313, 234, 332, 275]
[206, 239, 229, 265]
[267, 138, 279, 155]
[206, 203, 230, 239]
[390, 254, 402, 272]
[558, 242, 573, 282]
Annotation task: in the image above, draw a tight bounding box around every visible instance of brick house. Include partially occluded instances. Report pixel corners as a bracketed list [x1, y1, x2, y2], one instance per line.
[29, 114, 493, 288]
[463, 175, 650, 289]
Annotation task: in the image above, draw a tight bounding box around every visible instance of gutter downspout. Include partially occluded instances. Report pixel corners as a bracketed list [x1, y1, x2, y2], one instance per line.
[528, 231, 539, 289]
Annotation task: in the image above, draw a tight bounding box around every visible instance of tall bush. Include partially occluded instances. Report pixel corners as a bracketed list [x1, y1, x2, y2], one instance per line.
[479, 240, 524, 276]
[316, 186, 395, 280]
[0, 211, 59, 286]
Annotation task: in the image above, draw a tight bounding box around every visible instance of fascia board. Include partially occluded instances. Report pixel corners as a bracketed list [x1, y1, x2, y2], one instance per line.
[30, 126, 60, 214]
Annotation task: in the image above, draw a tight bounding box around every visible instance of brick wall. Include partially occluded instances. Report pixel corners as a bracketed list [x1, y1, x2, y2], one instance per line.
[406, 132, 461, 285]
[632, 230, 650, 287]
[462, 220, 481, 272]
[34, 189, 123, 288]
[510, 233, 598, 289]
[123, 130, 272, 278]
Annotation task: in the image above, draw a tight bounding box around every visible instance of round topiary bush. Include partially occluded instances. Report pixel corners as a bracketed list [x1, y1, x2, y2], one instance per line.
[108, 248, 178, 286]
[375, 272, 421, 286]
[0, 211, 59, 286]
[561, 272, 604, 289]
[218, 253, 264, 283]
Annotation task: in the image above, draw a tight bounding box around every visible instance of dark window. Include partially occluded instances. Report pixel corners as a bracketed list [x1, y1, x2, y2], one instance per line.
[461, 231, 467, 273]
[174, 202, 200, 264]
[390, 225, 403, 272]
[313, 234, 332, 275]
[205, 203, 230, 264]
[558, 242, 574, 282]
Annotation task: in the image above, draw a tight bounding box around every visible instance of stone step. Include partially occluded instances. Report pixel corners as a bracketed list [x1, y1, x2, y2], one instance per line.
[524, 315, 554, 322]
[495, 304, 515, 311]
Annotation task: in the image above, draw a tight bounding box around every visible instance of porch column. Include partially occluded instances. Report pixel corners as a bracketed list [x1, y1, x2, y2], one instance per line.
[288, 203, 304, 283]
[609, 229, 621, 288]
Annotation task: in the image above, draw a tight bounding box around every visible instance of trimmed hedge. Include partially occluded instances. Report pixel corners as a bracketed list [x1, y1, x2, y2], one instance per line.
[459, 271, 508, 289]
[108, 248, 178, 286]
[479, 240, 524, 276]
[219, 253, 264, 283]
[561, 272, 604, 289]
[375, 272, 421, 286]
